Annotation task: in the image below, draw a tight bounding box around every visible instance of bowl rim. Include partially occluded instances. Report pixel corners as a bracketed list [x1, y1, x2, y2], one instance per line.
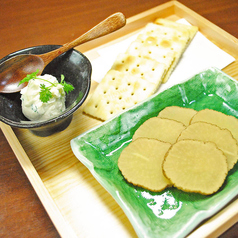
[0, 45, 91, 128]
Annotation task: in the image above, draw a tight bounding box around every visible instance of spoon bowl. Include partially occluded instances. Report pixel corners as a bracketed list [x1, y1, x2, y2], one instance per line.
[0, 12, 126, 93]
[0, 55, 44, 93]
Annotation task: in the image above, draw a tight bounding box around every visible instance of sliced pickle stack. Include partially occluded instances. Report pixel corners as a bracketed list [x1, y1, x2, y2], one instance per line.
[118, 106, 238, 195]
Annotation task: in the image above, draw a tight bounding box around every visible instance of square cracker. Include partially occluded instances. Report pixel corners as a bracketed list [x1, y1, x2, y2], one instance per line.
[126, 23, 190, 82]
[111, 53, 166, 84]
[154, 18, 198, 44]
[83, 69, 161, 121]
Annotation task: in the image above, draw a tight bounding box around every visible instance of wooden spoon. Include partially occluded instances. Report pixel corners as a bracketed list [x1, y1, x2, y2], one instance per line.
[0, 12, 126, 93]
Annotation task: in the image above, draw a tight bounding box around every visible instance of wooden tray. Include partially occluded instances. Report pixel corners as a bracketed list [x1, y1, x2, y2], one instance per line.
[1, 1, 238, 237]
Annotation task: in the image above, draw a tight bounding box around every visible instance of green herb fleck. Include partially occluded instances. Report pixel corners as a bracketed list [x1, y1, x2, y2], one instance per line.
[39, 84, 53, 103]
[19, 70, 74, 103]
[60, 74, 75, 94]
[18, 69, 39, 85]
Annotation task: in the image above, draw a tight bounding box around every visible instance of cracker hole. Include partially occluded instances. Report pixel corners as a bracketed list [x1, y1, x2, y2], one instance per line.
[115, 87, 118, 90]
[107, 101, 110, 104]
[143, 88, 146, 91]
[95, 105, 98, 108]
[141, 73, 144, 76]
[121, 60, 125, 63]
[103, 91, 107, 94]
[128, 82, 131, 86]
[122, 107, 126, 110]
[136, 64, 140, 67]
[126, 69, 129, 71]
[152, 68, 155, 71]
[112, 77, 115, 80]
[148, 51, 151, 54]
[110, 111, 114, 114]
[131, 92, 134, 96]
[119, 96, 122, 100]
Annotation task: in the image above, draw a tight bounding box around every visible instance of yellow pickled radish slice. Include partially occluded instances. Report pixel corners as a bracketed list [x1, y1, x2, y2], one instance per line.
[191, 109, 238, 142]
[118, 138, 172, 191]
[132, 117, 186, 144]
[163, 140, 228, 195]
[177, 122, 238, 170]
[158, 106, 197, 126]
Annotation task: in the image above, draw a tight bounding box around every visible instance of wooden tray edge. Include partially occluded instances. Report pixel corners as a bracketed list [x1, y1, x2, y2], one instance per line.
[0, 122, 78, 238]
[76, 0, 238, 59]
[1, 1, 238, 237]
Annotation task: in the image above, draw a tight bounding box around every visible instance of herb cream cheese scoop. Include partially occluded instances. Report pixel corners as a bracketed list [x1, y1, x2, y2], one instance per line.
[20, 74, 67, 121]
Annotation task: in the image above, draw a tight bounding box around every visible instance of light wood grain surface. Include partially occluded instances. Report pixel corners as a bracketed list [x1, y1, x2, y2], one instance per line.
[1, 0, 238, 237]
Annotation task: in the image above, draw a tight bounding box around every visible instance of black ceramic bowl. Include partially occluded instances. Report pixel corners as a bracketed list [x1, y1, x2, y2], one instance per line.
[0, 45, 91, 136]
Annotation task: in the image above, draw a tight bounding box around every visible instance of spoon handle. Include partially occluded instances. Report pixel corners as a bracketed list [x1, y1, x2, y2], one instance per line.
[40, 12, 126, 65]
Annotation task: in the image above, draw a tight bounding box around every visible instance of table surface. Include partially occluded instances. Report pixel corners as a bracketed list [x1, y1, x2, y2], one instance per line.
[1, 0, 238, 237]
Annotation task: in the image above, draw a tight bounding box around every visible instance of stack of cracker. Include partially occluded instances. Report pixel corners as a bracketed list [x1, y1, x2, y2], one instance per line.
[83, 18, 198, 121]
